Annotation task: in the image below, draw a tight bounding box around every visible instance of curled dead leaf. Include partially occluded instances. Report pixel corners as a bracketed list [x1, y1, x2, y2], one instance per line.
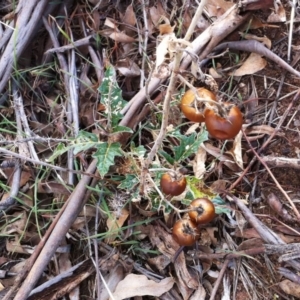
[159, 24, 174, 35]
[267, 0, 286, 22]
[227, 130, 243, 169]
[105, 209, 129, 244]
[230, 52, 267, 77]
[110, 274, 174, 300]
[279, 280, 300, 297]
[192, 145, 207, 179]
[115, 58, 140, 77]
[241, 33, 271, 49]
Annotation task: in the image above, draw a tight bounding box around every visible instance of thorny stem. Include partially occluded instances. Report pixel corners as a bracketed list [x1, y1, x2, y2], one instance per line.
[147, 174, 202, 215]
[184, 0, 208, 41]
[148, 168, 186, 177]
[148, 168, 174, 172]
[140, 0, 149, 88]
[145, 50, 182, 166]
[147, 174, 181, 215]
[143, 0, 208, 172]
[0, 147, 99, 179]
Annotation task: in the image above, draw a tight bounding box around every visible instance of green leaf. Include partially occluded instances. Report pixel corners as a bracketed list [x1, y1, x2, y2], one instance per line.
[130, 143, 146, 157]
[47, 143, 70, 162]
[212, 195, 231, 215]
[73, 131, 99, 155]
[118, 174, 139, 189]
[98, 66, 127, 129]
[112, 125, 133, 134]
[93, 142, 123, 177]
[77, 130, 98, 142]
[158, 150, 175, 165]
[186, 176, 214, 199]
[173, 131, 208, 162]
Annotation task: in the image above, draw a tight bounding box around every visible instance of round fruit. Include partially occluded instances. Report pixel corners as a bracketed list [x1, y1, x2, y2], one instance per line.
[204, 103, 243, 140]
[180, 88, 217, 123]
[188, 198, 215, 225]
[160, 172, 187, 196]
[172, 219, 200, 246]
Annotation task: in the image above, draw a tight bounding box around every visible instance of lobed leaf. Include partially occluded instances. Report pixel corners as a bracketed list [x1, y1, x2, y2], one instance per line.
[93, 142, 123, 177]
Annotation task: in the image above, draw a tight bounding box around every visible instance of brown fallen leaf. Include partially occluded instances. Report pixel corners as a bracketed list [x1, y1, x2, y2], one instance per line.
[192, 145, 207, 179]
[110, 274, 174, 300]
[121, 4, 136, 27]
[234, 228, 261, 239]
[149, 3, 167, 26]
[2, 212, 27, 236]
[279, 279, 300, 297]
[159, 24, 174, 35]
[147, 224, 198, 299]
[243, 15, 280, 30]
[105, 208, 129, 244]
[239, 0, 274, 11]
[241, 33, 272, 49]
[189, 284, 206, 300]
[115, 58, 140, 77]
[267, 0, 286, 22]
[107, 31, 136, 43]
[6, 236, 33, 255]
[238, 238, 264, 251]
[230, 52, 267, 76]
[99, 263, 125, 300]
[227, 130, 243, 170]
[206, 0, 233, 18]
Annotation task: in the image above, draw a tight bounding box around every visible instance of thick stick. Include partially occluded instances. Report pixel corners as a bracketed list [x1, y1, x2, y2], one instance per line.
[13, 160, 98, 300]
[209, 40, 300, 77]
[120, 4, 250, 126]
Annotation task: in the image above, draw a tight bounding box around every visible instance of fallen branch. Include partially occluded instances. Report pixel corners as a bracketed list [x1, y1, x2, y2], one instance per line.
[120, 4, 250, 127]
[262, 155, 300, 169]
[204, 40, 300, 78]
[12, 160, 98, 300]
[227, 192, 300, 271]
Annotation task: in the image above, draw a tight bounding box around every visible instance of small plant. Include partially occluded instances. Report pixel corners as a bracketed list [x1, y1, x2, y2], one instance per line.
[48, 66, 132, 177]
